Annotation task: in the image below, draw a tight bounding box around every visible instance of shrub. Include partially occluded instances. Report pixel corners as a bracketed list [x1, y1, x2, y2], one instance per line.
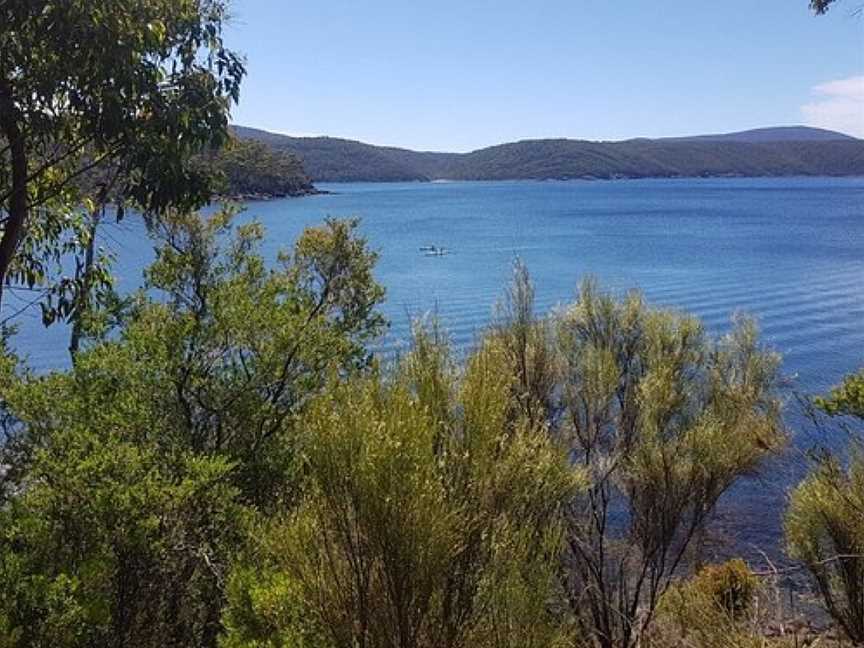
[220, 327, 584, 648]
[0, 212, 385, 647]
[551, 280, 784, 648]
[786, 449, 864, 644]
[689, 560, 758, 618]
[786, 369, 864, 645]
[656, 561, 762, 648]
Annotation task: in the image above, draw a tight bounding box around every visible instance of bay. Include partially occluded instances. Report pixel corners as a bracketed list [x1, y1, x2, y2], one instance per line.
[10, 176, 864, 558]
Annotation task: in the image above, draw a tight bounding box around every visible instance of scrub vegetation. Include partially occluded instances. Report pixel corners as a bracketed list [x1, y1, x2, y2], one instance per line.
[0, 1, 861, 647]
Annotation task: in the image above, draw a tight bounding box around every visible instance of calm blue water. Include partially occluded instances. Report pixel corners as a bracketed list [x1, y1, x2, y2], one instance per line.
[8, 177, 864, 558]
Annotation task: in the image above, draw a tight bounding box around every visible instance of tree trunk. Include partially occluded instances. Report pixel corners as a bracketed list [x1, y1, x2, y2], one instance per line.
[0, 77, 27, 311]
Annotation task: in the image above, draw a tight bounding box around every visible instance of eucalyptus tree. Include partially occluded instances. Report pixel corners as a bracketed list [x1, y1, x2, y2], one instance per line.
[0, 0, 245, 317]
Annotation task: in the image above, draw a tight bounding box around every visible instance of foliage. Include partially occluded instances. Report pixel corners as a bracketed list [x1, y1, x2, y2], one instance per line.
[672, 560, 758, 620]
[786, 366, 864, 645]
[104, 210, 383, 505]
[654, 561, 763, 648]
[0, 419, 244, 648]
[202, 138, 316, 198]
[0, 212, 385, 646]
[550, 280, 784, 648]
[786, 447, 864, 644]
[0, 0, 245, 313]
[222, 270, 785, 648]
[491, 260, 559, 427]
[0, 218, 796, 647]
[815, 370, 864, 419]
[220, 326, 584, 648]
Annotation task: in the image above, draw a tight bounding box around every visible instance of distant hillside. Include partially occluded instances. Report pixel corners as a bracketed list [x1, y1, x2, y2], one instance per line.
[233, 126, 456, 182]
[662, 126, 857, 143]
[233, 125, 864, 183]
[200, 137, 318, 198]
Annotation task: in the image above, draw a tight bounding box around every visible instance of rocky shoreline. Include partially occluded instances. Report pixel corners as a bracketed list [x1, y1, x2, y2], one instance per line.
[216, 186, 329, 202]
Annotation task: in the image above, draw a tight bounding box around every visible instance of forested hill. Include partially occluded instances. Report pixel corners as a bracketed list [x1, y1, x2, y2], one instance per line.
[659, 125, 858, 143]
[199, 138, 318, 198]
[232, 125, 458, 182]
[233, 125, 864, 183]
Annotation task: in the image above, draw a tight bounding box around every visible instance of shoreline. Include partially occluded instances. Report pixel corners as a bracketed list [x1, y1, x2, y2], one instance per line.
[214, 187, 331, 202]
[308, 173, 864, 185]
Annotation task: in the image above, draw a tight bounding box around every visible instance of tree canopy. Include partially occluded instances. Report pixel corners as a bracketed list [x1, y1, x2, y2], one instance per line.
[202, 138, 316, 198]
[0, 0, 245, 312]
[0, 211, 386, 647]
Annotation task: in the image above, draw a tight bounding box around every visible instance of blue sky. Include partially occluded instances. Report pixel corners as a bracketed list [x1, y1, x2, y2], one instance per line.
[226, 0, 864, 151]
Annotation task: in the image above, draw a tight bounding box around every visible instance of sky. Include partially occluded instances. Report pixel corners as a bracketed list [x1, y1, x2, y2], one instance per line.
[225, 0, 864, 152]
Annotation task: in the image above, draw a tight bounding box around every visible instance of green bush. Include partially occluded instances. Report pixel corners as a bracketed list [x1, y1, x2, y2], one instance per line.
[0, 211, 385, 648]
[786, 368, 864, 645]
[814, 370, 864, 419]
[786, 449, 864, 644]
[220, 327, 584, 648]
[689, 560, 758, 619]
[551, 280, 784, 648]
[656, 560, 762, 648]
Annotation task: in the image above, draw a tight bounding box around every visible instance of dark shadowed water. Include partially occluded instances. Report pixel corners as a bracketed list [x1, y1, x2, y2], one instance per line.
[8, 177, 864, 559]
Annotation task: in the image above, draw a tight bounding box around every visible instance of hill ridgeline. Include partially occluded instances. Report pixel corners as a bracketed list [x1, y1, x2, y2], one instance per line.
[232, 125, 863, 184]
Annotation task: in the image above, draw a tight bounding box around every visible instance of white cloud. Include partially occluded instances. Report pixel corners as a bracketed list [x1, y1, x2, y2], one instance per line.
[801, 75, 864, 138]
